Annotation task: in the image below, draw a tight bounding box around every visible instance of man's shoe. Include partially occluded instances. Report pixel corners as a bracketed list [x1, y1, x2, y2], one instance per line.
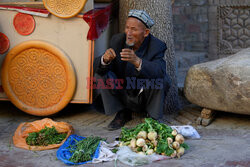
[107, 109, 132, 131]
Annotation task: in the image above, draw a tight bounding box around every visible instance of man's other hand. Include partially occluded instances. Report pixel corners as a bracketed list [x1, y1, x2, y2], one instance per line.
[103, 48, 116, 64]
[120, 48, 141, 68]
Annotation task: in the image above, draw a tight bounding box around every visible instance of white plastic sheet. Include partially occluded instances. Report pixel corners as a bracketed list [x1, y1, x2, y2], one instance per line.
[92, 141, 119, 163]
[171, 125, 200, 139]
[117, 146, 170, 166]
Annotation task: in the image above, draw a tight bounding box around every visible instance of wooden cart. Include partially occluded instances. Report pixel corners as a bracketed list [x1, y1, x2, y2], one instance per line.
[0, 1, 113, 116]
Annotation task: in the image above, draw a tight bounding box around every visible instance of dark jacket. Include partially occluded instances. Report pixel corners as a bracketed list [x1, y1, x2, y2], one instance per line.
[94, 33, 171, 92]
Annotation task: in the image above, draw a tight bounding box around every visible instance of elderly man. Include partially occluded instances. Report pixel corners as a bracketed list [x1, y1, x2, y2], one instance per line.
[93, 9, 171, 130]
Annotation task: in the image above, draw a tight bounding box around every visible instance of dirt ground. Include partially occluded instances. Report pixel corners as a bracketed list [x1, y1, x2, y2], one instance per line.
[0, 101, 250, 167]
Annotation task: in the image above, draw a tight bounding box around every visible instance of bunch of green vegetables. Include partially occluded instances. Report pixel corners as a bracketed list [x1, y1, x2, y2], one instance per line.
[119, 118, 188, 158]
[68, 136, 104, 163]
[26, 126, 67, 146]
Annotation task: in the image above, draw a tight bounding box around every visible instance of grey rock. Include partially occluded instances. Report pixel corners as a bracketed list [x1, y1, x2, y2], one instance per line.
[184, 48, 250, 115]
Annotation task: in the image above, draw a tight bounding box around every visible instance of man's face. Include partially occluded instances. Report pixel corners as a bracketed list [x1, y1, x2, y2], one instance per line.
[125, 17, 149, 50]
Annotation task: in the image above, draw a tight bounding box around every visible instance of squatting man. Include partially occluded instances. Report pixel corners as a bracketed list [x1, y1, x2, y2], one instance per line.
[93, 9, 171, 130]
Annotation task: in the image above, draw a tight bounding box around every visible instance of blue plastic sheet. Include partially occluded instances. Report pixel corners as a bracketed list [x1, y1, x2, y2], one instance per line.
[56, 134, 100, 165]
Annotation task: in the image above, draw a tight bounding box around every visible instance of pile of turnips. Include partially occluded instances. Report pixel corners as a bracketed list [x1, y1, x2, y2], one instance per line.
[119, 118, 188, 158]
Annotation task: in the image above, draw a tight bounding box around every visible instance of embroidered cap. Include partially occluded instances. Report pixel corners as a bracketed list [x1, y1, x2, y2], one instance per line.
[128, 9, 154, 29]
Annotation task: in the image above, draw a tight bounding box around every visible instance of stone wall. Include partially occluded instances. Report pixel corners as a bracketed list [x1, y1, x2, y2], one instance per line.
[172, 0, 208, 52]
[208, 0, 250, 60]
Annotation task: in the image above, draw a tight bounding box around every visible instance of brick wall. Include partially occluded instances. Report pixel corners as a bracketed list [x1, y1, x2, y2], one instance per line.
[173, 0, 208, 52]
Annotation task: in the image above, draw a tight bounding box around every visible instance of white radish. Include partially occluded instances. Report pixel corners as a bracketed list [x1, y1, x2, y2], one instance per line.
[176, 147, 185, 158]
[167, 137, 173, 145]
[137, 131, 147, 139]
[147, 131, 157, 141]
[172, 141, 180, 150]
[137, 152, 145, 155]
[146, 149, 154, 155]
[175, 134, 185, 144]
[130, 138, 136, 148]
[142, 144, 148, 152]
[151, 140, 158, 147]
[171, 129, 178, 136]
[171, 150, 177, 158]
[136, 138, 146, 147]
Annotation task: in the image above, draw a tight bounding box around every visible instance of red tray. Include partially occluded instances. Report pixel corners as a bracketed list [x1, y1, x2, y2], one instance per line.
[13, 13, 35, 36]
[0, 32, 10, 54]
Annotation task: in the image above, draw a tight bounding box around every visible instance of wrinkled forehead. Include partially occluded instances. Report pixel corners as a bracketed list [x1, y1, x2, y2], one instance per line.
[125, 17, 147, 29]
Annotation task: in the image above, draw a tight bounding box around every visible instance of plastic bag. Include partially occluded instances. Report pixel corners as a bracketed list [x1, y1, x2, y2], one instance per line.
[117, 146, 169, 166]
[92, 141, 119, 163]
[171, 125, 200, 139]
[13, 118, 73, 150]
[56, 134, 100, 165]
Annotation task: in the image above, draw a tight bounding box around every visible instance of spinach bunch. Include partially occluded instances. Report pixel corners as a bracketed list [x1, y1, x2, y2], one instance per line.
[26, 126, 67, 146]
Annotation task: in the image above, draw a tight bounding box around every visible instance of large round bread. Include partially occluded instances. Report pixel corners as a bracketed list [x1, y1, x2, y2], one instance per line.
[1, 40, 76, 116]
[43, 0, 87, 18]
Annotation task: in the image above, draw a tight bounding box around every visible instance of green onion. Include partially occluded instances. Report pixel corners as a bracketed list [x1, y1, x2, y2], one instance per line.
[68, 136, 104, 163]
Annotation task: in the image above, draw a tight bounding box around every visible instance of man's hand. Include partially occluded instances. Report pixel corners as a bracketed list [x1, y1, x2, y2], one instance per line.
[103, 48, 116, 64]
[120, 49, 141, 68]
